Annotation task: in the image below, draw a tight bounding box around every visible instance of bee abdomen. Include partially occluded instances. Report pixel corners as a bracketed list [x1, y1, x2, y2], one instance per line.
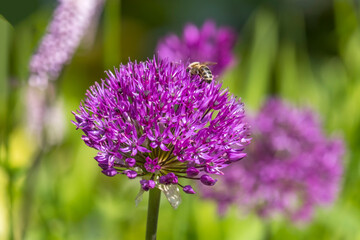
[200, 66, 213, 82]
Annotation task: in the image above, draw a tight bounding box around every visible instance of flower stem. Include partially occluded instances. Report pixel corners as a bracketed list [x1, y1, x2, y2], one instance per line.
[146, 187, 161, 240]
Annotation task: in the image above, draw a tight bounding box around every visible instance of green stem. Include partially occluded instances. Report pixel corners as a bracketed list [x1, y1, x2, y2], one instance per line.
[7, 171, 14, 240]
[21, 148, 45, 239]
[146, 188, 161, 240]
[1, 18, 14, 240]
[263, 220, 271, 240]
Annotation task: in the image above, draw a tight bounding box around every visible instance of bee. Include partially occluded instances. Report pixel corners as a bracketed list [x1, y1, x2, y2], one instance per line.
[187, 61, 216, 83]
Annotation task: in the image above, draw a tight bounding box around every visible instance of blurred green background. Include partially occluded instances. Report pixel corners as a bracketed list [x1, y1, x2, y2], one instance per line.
[1, 0, 360, 239]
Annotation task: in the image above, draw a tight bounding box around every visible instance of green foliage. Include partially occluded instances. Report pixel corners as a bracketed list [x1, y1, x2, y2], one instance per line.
[1, 1, 360, 239]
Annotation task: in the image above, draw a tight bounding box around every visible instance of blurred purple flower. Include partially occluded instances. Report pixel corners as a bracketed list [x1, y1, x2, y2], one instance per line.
[72, 57, 251, 208]
[201, 98, 344, 222]
[156, 20, 237, 77]
[29, 0, 104, 88]
[26, 85, 66, 145]
[26, 0, 104, 144]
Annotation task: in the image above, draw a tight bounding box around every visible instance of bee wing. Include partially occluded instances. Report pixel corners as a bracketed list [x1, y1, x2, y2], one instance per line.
[202, 61, 217, 66]
[135, 187, 145, 206]
[158, 184, 182, 209]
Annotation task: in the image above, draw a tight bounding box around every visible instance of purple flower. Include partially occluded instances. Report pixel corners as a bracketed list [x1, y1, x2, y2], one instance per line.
[159, 173, 178, 185]
[183, 185, 196, 194]
[124, 170, 137, 179]
[186, 167, 200, 177]
[144, 157, 161, 173]
[200, 99, 344, 221]
[26, 86, 66, 144]
[200, 174, 217, 186]
[140, 180, 156, 191]
[26, 0, 104, 143]
[125, 158, 136, 167]
[29, 0, 104, 88]
[72, 57, 250, 208]
[102, 168, 118, 177]
[156, 20, 237, 77]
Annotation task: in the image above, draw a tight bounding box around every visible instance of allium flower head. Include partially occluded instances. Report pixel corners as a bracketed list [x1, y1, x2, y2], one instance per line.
[201, 99, 344, 221]
[72, 57, 250, 208]
[156, 20, 237, 77]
